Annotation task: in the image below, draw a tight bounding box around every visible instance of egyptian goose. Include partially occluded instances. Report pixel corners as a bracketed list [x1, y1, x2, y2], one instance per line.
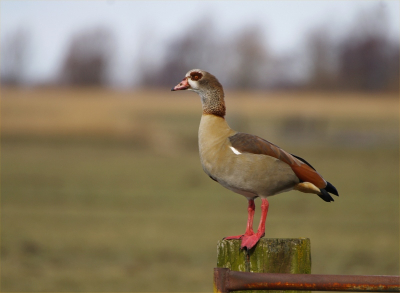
[171, 69, 339, 250]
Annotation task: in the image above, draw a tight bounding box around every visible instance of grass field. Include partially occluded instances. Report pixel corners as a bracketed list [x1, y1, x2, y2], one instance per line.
[1, 87, 399, 291]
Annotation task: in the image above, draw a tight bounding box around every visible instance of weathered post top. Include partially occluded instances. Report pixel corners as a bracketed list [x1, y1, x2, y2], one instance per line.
[216, 238, 311, 293]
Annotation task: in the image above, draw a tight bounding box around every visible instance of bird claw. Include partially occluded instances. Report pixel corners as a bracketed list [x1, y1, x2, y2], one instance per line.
[223, 234, 244, 240]
[224, 232, 264, 250]
[240, 232, 264, 250]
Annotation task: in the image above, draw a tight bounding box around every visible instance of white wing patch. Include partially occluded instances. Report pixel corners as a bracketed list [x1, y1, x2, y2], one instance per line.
[229, 146, 242, 155]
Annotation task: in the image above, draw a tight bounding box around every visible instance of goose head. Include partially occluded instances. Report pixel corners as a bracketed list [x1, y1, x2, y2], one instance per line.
[171, 69, 209, 92]
[171, 69, 226, 117]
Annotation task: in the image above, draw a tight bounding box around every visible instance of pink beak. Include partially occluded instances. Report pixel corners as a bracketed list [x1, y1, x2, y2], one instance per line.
[171, 78, 190, 91]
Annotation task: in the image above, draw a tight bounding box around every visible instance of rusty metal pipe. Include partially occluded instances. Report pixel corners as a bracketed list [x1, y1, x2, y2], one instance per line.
[214, 268, 400, 293]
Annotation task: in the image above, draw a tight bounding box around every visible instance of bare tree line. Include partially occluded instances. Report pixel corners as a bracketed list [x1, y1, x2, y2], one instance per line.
[1, 27, 30, 86]
[1, 6, 398, 91]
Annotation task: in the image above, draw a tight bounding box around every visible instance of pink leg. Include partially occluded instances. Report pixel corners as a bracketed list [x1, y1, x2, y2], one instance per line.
[240, 198, 269, 250]
[224, 199, 255, 240]
[256, 198, 269, 236]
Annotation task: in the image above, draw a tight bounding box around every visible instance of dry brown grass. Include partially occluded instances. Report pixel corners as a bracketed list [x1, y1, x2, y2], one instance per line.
[2, 87, 398, 136]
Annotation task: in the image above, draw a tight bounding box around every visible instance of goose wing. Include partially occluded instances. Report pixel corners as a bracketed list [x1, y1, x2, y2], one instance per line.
[229, 132, 327, 189]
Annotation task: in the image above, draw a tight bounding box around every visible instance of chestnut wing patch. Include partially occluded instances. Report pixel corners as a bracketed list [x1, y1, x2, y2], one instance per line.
[229, 132, 326, 189]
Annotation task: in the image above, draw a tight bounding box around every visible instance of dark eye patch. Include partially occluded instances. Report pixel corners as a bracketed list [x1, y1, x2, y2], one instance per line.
[190, 72, 203, 81]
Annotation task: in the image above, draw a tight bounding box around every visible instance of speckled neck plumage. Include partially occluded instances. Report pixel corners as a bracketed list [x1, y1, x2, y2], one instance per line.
[198, 78, 226, 117]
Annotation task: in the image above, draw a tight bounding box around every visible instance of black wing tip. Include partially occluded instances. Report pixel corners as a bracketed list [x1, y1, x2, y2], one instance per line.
[325, 181, 339, 197]
[318, 188, 335, 202]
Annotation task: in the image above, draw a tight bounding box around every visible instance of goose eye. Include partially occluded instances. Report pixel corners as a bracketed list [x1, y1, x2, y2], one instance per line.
[190, 72, 203, 81]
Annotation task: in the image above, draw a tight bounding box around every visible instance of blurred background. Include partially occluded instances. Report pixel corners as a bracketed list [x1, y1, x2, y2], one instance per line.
[1, 1, 399, 291]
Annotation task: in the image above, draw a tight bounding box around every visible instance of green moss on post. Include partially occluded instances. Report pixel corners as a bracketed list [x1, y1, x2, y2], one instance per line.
[217, 238, 311, 293]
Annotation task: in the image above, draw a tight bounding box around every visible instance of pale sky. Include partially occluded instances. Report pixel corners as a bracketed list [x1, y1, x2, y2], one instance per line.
[1, 0, 399, 86]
